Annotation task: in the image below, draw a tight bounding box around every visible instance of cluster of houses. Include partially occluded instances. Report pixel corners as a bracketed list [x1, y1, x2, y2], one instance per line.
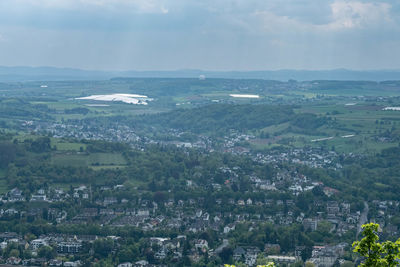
[252, 148, 343, 170]
[370, 200, 400, 237]
[0, 184, 373, 267]
[29, 121, 142, 144]
[308, 243, 348, 266]
[2, 130, 395, 267]
[22, 111, 354, 173]
[0, 232, 84, 266]
[0, 182, 372, 267]
[1, 186, 89, 204]
[0, 167, 372, 240]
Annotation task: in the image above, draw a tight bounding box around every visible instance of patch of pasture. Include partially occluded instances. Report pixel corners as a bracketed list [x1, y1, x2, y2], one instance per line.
[51, 152, 127, 168]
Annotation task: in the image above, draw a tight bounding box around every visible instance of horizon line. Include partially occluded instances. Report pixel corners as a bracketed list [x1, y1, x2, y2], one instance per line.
[1, 65, 400, 73]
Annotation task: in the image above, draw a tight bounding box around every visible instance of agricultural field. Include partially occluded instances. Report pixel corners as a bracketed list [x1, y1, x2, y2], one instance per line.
[51, 139, 87, 151]
[51, 152, 127, 168]
[242, 101, 400, 153]
[1, 78, 400, 157]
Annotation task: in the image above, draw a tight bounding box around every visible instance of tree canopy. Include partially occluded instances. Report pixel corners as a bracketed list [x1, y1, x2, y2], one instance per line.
[353, 223, 400, 267]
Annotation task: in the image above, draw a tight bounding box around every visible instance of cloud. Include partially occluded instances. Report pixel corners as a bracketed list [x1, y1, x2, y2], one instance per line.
[0, 0, 399, 70]
[0, 0, 175, 33]
[0, 0, 396, 34]
[327, 1, 392, 30]
[247, 0, 395, 36]
[3, 0, 170, 14]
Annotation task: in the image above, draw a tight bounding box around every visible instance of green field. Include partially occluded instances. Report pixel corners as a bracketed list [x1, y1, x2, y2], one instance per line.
[244, 101, 400, 153]
[51, 152, 127, 168]
[89, 165, 127, 170]
[51, 140, 87, 151]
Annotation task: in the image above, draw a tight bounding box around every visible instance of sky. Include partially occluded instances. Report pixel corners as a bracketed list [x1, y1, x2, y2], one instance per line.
[0, 0, 399, 71]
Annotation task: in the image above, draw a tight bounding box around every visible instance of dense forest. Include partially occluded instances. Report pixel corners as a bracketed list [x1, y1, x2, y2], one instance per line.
[133, 104, 295, 135]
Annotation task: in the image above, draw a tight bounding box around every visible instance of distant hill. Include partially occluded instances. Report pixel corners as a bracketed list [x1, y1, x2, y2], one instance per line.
[132, 104, 295, 136]
[0, 66, 113, 82]
[130, 104, 330, 136]
[0, 66, 399, 82]
[120, 68, 400, 81]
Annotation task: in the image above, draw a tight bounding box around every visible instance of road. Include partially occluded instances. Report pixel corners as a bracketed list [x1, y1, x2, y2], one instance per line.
[357, 201, 369, 238]
[214, 239, 229, 254]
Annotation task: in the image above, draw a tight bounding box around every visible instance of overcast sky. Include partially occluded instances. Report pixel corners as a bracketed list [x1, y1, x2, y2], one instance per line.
[0, 0, 399, 71]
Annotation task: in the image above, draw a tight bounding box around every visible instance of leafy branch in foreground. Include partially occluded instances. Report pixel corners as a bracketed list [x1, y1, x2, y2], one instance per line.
[353, 223, 400, 266]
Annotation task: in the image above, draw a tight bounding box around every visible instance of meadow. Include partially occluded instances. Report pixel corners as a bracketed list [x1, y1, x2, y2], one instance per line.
[51, 152, 127, 168]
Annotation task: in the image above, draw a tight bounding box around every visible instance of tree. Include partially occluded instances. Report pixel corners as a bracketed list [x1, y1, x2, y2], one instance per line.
[9, 249, 20, 258]
[219, 247, 233, 263]
[353, 223, 400, 266]
[118, 248, 135, 263]
[38, 245, 55, 259]
[255, 254, 276, 267]
[93, 238, 114, 258]
[0, 142, 16, 167]
[317, 220, 332, 235]
[341, 262, 354, 267]
[249, 262, 275, 267]
[153, 191, 166, 204]
[30, 137, 51, 153]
